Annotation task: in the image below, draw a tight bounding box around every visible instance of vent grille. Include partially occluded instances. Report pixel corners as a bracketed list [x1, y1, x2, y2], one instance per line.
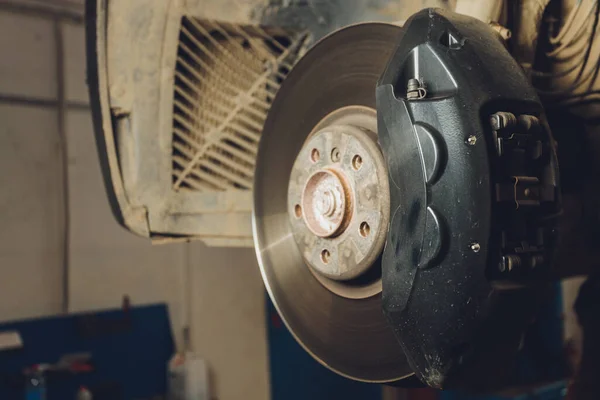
[172, 17, 303, 191]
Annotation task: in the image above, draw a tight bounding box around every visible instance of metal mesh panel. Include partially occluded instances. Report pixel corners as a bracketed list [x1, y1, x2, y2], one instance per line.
[172, 17, 302, 191]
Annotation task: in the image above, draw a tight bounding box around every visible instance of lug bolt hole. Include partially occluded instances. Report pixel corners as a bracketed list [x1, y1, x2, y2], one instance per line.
[310, 148, 320, 163]
[352, 154, 363, 171]
[294, 204, 302, 218]
[321, 249, 331, 264]
[359, 222, 371, 238]
[331, 147, 341, 162]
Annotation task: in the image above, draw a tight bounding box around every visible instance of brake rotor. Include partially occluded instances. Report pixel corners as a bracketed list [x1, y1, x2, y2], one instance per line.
[252, 23, 412, 383]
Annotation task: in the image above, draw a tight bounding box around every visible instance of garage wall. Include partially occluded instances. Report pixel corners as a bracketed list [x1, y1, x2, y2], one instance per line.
[0, 2, 269, 399]
[0, 7, 65, 321]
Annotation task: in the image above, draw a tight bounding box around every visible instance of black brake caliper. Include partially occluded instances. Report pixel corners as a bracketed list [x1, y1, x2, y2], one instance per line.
[376, 9, 560, 390]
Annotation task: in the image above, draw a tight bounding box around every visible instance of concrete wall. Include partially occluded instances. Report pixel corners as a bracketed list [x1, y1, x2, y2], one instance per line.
[0, 7, 65, 321]
[0, 3, 269, 399]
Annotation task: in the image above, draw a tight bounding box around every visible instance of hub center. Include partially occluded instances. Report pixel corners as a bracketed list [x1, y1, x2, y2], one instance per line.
[287, 107, 390, 286]
[302, 170, 351, 238]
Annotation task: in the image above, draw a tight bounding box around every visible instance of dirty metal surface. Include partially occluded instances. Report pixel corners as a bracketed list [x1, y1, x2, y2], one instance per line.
[253, 22, 413, 383]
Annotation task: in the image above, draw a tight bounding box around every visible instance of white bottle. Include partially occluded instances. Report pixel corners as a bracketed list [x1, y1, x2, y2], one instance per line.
[76, 386, 92, 400]
[168, 352, 209, 400]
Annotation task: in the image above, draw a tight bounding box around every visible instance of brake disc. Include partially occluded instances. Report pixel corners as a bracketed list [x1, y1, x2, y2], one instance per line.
[254, 9, 561, 390]
[252, 23, 413, 383]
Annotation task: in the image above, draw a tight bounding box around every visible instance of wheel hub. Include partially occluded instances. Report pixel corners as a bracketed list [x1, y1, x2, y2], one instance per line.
[287, 107, 390, 284]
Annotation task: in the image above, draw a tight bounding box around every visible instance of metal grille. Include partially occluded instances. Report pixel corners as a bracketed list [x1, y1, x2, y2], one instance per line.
[172, 17, 303, 191]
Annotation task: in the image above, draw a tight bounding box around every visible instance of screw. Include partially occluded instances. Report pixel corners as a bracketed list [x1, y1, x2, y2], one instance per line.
[467, 135, 477, 146]
[490, 22, 512, 41]
[500, 255, 521, 272]
[407, 78, 420, 93]
[470, 242, 481, 253]
[407, 78, 426, 100]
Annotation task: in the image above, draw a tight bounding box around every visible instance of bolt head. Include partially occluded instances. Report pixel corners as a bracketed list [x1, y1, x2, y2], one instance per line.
[470, 242, 481, 253]
[467, 135, 477, 146]
[301, 170, 348, 237]
[407, 78, 420, 89]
